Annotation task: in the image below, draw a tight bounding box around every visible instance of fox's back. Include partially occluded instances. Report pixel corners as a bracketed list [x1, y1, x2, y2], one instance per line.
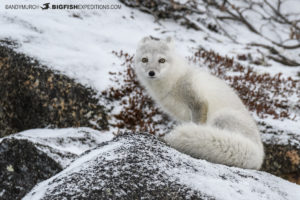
[189, 69, 247, 116]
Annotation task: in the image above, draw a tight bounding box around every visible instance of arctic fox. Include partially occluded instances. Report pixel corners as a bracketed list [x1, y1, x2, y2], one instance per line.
[134, 36, 264, 169]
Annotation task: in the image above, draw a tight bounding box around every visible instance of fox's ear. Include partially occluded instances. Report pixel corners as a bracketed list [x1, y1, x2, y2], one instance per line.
[137, 36, 151, 47]
[166, 36, 173, 43]
[165, 36, 175, 49]
[140, 36, 151, 43]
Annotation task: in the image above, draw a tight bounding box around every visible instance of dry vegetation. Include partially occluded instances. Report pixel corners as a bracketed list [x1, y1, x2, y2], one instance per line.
[101, 49, 299, 135]
[121, 0, 300, 67]
[101, 51, 173, 135]
[190, 49, 300, 119]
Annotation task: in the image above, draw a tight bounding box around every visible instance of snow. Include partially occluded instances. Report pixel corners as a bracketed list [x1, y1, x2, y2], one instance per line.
[0, 127, 114, 154]
[166, 152, 299, 200]
[0, 127, 114, 167]
[0, 0, 159, 91]
[23, 141, 122, 200]
[261, 117, 300, 137]
[23, 133, 300, 200]
[281, 0, 300, 15]
[0, 1, 300, 198]
[0, 0, 299, 94]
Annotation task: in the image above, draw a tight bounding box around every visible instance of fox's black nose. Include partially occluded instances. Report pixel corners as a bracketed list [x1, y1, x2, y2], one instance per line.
[148, 71, 155, 77]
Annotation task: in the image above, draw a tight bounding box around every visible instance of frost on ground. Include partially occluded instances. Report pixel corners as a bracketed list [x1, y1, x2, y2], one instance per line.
[0, 128, 114, 200]
[1, 128, 114, 168]
[102, 50, 300, 144]
[0, 0, 298, 139]
[0, 0, 300, 198]
[122, 0, 300, 74]
[0, 45, 108, 137]
[0, 0, 299, 90]
[0, 128, 114, 168]
[99, 48, 299, 183]
[24, 133, 300, 200]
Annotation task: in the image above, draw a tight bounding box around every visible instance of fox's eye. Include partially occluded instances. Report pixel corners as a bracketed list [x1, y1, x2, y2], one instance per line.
[159, 58, 166, 63]
[142, 57, 148, 63]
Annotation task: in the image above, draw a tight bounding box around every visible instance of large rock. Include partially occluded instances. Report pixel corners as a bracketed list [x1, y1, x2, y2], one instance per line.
[0, 138, 62, 200]
[0, 44, 108, 137]
[0, 128, 114, 200]
[24, 133, 300, 200]
[260, 121, 300, 184]
[1, 127, 115, 168]
[119, 0, 300, 185]
[263, 143, 300, 184]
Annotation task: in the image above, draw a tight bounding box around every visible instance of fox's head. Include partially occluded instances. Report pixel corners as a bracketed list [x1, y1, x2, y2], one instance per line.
[134, 36, 174, 80]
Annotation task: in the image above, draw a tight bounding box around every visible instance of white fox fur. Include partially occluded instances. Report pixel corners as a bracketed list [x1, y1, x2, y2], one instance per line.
[134, 36, 264, 169]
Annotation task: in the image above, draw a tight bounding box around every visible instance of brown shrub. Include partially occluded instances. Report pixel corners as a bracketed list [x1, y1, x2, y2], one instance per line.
[190, 49, 299, 119]
[102, 49, 299, 135]
[101, 51, 173, 135]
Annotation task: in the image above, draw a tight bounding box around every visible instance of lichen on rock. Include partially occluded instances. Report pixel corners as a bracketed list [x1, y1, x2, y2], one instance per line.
[24, 132, 300, 200]
[0, 138, 62, 200]
[0, 45, 108, 137]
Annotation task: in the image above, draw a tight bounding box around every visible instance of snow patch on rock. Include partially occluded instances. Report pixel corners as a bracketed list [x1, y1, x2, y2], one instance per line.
[24, 133, 300, 200]
[0, 127, 114, 168]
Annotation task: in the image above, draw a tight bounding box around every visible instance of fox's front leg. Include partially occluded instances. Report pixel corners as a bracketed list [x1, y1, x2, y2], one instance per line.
[188, 99, 208, 124]
[176, 79, 208, 124]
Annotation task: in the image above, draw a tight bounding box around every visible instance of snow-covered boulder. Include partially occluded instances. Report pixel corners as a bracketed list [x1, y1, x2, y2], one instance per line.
[0, 128, 114, 200]
[259, 121, 300, 183]
[24, 132, 300, 200]
[0, 45, 108, 137]
[0, 127, 115, 168]
[0, 138, 61, 200]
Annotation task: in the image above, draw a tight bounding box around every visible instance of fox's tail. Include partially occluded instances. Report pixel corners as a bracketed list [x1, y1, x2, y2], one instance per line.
[164, 122, 264, 169]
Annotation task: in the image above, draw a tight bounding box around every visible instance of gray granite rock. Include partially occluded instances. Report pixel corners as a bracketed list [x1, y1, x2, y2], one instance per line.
[0, 45, 108, 137]
[24, 132, 300, 200]
[0, 138, 62, 200]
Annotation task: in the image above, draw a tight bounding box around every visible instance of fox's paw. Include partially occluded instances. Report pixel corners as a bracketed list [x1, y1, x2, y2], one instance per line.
[164, 122, 199, 145]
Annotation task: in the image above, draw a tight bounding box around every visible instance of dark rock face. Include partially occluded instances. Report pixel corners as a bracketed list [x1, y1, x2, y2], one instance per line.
[259, 123, 300, 184]
[28, 133, 210, 200]
[119, 0, 300, 185]
[262, 144, 300, 184]
[0, 138, 62, 200]
[24, 133, 300, 200]
[0, 45, 108, 137]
